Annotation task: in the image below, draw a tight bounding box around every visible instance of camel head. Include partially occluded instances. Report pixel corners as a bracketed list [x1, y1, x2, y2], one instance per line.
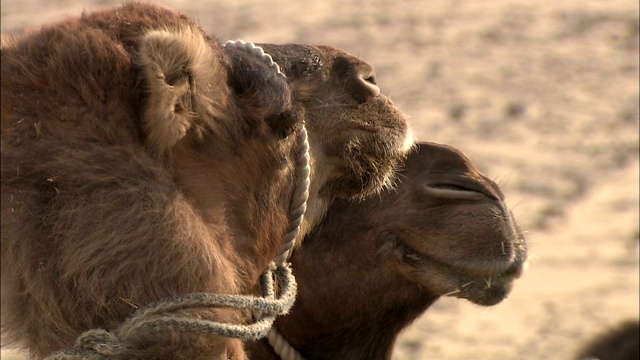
[291, 142, 527, 309]
[378, 142, 527, 306]
[257, 43, 414, 232]
[257, 142, 527, 359]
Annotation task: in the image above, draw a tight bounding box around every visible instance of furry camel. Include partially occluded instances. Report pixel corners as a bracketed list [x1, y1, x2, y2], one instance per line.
[0, 2, 412, 359]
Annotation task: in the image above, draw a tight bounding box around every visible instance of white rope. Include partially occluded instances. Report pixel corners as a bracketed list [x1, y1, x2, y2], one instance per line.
[223, 39, 310, 267]
[275, 125, 310, 265]
[45, 40, 310, 360]
[224, 39, 286, 79]
[224, 39, 309, 360]
[268, 326, 305, 360]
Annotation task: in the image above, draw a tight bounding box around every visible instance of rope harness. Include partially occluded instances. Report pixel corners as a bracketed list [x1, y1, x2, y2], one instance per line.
[45, 40, 310, 360]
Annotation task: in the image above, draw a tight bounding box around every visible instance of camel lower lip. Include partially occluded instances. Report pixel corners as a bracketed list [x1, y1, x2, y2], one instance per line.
[401, 242, 523, 279]
[398, 241, 524, 305]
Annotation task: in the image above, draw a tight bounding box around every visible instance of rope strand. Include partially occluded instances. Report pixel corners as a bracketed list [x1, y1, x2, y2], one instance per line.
[268, 326, 305, 360]
[276, 124, 310, 265]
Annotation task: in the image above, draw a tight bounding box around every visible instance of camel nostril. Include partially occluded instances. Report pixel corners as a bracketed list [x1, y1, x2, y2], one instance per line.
[358, 67, 380, 99]
[424, 183, 490, 201]
[432, 184, 473, 192]
[364, 75, 377, 85]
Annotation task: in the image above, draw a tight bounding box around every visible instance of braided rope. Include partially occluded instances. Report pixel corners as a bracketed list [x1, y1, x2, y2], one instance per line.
[44, 40, 310, 360]
[222, 39, 310, 266]
[275, 126, 310, 265]
[268, 326, 305, 360]
[224, 39, 286, 79]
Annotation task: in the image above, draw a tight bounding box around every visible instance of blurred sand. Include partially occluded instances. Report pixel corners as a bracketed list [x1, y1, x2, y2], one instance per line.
[1, 1, 638, 359]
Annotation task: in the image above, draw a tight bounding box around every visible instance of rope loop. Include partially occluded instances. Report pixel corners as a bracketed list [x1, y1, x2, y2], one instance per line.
[45, 263, 298, 359]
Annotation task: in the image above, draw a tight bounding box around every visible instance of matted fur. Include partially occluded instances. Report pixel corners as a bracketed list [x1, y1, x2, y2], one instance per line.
[247, 142, 527, 359]
[1, 2, 413, 360]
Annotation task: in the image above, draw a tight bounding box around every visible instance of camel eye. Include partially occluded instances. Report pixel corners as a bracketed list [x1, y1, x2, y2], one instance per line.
[277, 124, 295, 139]
[267, 111, 297, 139]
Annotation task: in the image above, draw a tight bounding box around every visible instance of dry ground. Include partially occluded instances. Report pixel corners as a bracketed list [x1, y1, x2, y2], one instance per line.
[1, 1, 638, 359]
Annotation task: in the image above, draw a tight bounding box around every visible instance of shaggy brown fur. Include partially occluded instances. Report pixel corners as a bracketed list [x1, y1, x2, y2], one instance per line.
[0, 2, 411, 359]
[247, 142, 528, 359]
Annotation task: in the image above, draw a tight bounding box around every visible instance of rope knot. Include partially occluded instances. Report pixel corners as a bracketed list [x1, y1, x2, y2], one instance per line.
[75, 329, 123, 354]
[45, 329, 125, 359]
[75, 329, 120, 352]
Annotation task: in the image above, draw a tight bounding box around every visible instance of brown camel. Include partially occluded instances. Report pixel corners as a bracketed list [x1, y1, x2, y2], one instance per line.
[247, 141, 528, 359]
[0, 2, 411, 359]
[575, 320, 640, 360]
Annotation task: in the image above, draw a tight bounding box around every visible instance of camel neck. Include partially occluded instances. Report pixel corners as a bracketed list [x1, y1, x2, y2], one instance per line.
[302, 296, 435, 359]
[249, 290, 437, 359]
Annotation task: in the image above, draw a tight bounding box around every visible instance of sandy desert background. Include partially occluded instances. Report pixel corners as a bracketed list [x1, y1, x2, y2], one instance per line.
[1, 0, 638, 359]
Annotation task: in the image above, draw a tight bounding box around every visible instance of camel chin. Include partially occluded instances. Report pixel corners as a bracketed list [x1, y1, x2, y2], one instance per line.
[395, 239, 525, 306]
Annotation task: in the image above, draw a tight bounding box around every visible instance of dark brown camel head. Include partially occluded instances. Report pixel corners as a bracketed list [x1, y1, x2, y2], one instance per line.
[248, 141, 527, 359]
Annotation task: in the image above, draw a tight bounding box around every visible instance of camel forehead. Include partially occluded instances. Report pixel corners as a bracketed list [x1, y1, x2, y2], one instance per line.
[406, 142, 482, 176]
[312, 45, 367, 65]
[400, 142, 505, 201]
[257, 43, 369, 80]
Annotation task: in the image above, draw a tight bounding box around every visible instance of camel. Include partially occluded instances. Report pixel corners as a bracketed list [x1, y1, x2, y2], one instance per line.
[0, 2, 411, 359]
[575, 320, 640, 360]
[246, 141, 528, 359]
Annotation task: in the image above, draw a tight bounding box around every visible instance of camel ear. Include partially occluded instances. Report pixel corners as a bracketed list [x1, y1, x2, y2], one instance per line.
[138, 27, 226, 158]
